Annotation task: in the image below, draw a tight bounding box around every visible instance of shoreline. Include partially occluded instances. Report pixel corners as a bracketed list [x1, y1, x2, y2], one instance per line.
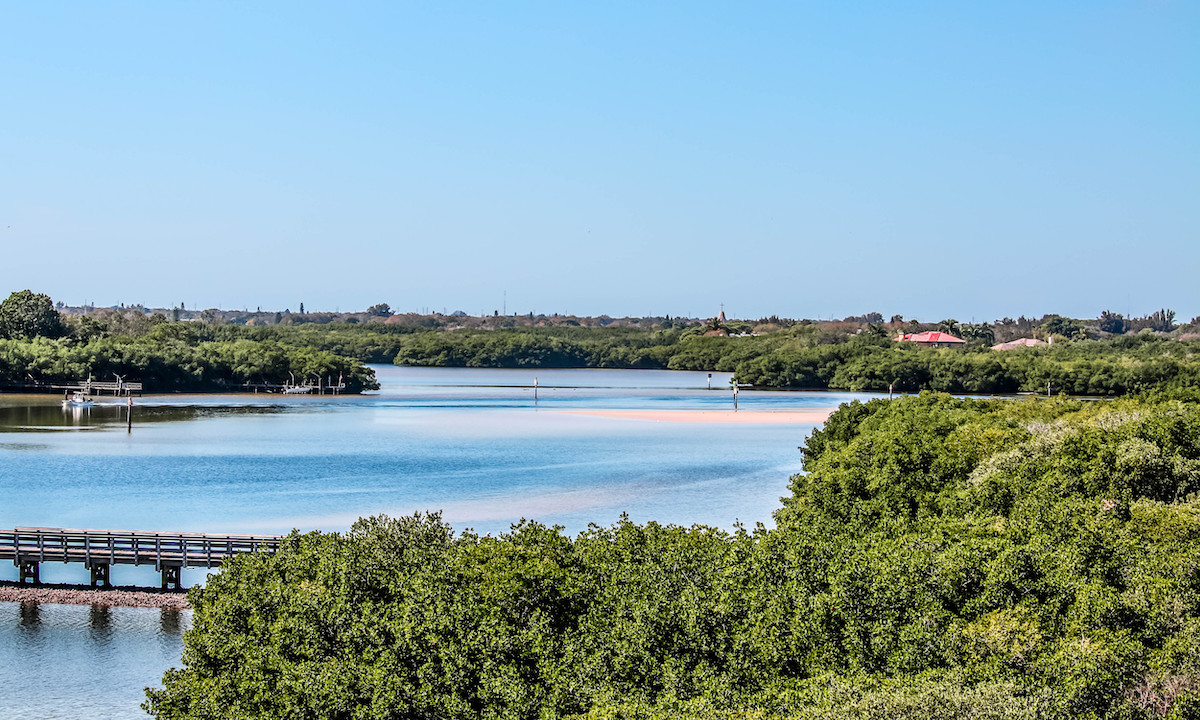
[0, 581, 190, 610]
[558, 409, 834, 424]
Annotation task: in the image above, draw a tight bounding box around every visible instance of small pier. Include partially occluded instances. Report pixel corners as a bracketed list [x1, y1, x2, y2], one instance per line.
[0, 379, 143, 396]
[0, 527, 282, 590]
[63, 379, 143, 396]
[242, 376, 347, 394]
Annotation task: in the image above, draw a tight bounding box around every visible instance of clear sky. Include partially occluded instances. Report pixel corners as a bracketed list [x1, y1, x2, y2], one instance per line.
[2, 2, 1196, 322]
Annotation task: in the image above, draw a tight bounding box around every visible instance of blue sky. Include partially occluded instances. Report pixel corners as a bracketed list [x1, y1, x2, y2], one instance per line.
[2, 2, 1196, 322]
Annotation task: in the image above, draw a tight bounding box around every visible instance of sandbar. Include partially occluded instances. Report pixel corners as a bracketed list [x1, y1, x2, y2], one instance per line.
[559, 409, 832, 424]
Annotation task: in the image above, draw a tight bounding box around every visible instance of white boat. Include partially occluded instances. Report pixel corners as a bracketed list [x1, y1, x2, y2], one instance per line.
[281, 385, 311, 395]
[62, 391, 94, 408]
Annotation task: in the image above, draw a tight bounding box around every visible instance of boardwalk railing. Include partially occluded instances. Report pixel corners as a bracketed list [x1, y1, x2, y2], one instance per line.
[0, 527, 282, 589]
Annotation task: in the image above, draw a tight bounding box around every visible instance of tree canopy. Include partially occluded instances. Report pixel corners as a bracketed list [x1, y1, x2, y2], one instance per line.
[0, 289, 65, 340]
[147, 394, 1200, 719]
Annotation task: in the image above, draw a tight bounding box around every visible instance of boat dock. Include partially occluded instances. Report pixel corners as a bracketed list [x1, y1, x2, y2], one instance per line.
[241, 377, 347, 394]
[0, 527, 282, 589]
[64, 379, 143, 396]
[0, 379, 143, 396]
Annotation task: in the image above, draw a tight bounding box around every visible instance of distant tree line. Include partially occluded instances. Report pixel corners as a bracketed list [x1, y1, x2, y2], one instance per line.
[0, 291, 378, 392]
[0, 333, 379, 393]
[6, 289, 1200, 396]
[728, 332, 1200, 395]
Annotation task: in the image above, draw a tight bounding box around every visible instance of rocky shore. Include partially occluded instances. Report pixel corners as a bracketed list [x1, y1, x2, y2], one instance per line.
[0, 581, 190, 610]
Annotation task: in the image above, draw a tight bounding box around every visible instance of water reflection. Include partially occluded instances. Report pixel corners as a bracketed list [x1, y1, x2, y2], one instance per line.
[19, 601, 39, 628]
[160, 608, 183, 635]
[90, 604, 113, 639]
[0, 398, 286, 433]
[0, 399, 112, 431]
[64, 404, 92, 425]
[1, 602, 191, 719]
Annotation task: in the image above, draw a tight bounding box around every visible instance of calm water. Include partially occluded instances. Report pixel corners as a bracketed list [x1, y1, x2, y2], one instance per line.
[0, 366, 873, 718]
[0, 603, 189, 720]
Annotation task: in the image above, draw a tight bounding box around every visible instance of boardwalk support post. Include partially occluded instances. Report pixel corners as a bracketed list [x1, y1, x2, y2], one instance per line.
[19, 559, 39, 584]
[89, 563, 111, 588]
[161, 565, 182, 590]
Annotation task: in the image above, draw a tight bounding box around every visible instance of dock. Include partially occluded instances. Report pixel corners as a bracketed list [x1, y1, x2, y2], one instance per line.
[241, 377, 347, 394]
[0, 527, 282, 589]
[0, 379, 143, 396]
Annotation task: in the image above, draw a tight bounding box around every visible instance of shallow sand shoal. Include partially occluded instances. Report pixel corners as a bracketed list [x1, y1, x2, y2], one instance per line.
[559, 409, 833, 424]
[0, 581, 190, 610]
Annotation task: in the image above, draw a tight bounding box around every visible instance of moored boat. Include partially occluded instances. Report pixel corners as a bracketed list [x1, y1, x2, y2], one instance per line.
[62, 391, 94, 408]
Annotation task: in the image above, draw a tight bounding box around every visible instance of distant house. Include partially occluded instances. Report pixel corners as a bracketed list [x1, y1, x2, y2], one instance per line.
[991, 337, 1047, 351]
[894, 331, 966, 348]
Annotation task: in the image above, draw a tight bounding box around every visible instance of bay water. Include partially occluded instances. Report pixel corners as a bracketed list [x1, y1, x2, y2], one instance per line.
[0, 366, 871, 718]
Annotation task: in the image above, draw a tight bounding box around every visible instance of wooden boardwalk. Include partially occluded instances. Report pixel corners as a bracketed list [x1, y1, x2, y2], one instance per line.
[0, 527, 282, 589]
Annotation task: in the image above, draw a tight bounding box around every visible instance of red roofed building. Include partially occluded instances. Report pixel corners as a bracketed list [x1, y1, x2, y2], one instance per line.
[894, 331, 966, 347]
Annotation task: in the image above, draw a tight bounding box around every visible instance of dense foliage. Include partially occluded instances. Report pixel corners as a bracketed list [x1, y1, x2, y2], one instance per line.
[379, 326, 1200, 396]
[391, 327, 683, 369]
[0, 329, 378, 393]
[0, 292, 381, 393]
[730, 332, 1200, 395]
[154, 322, 423, 365]
[0, 289, 65, 340]
[148, 394, 1200, 719]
